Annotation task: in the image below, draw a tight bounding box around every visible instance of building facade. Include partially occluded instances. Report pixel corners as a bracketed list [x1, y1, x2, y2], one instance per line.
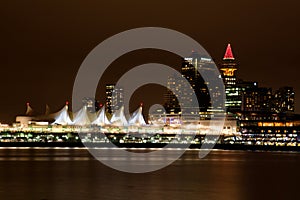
[105, 84, 124, 114]
[219, 44, 243, 112]
[272, 87, 295, 113]
[164, 43, 295, 120]
[164, 51, 213, 114]
[241, 84, 272, 112]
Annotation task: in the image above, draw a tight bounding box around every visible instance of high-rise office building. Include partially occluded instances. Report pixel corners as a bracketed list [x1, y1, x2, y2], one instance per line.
[164, 75, 181, 114]
[241, 85, 272, 112]
[220, 44, 238, 86]
[219, 44, 243, 112]
[164, 51, 212, 114]
[105, 84, 124, 114]
[182, 52, 211, 110]
[272, 87, 295, 113]
[165, 44, 295, 116]
[82, 97, 100, 113]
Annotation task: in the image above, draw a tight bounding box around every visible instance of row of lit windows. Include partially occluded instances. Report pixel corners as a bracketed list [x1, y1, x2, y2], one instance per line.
[257, 122, 294, 127]
[225, 78, 236, 81]
[226, 82, 236, 85]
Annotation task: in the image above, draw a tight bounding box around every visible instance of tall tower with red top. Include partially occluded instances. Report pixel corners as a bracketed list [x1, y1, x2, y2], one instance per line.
[220, 44, 238, 86]
[220, 44, 242, 112]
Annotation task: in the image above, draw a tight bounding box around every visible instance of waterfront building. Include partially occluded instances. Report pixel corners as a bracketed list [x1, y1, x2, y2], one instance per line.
[6, 43, 298, 147]
[15, 103, 35, 126]
[25, 102, 34, 116]
[72, 105, 91, 126]
[238, 112, 300, 146]
[52, 102, 73, 125]
[128, 105, 147, 126]
[92, 105, 111, 126]
[16, 103, 55, 127]
[110, 106, 128, 126]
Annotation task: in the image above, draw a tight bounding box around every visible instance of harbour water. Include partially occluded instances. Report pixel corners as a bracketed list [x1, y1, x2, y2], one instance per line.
[0, 148, 300, 200]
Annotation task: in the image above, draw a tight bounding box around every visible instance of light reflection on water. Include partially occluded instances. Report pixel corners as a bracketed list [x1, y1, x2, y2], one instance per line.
[0, 157, 92, 161]
[0, 148, 300, 200]
[0, 148, 299, 163]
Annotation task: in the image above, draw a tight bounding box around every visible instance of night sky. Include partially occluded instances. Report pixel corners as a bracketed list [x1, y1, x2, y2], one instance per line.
[0, 0, 299, 123]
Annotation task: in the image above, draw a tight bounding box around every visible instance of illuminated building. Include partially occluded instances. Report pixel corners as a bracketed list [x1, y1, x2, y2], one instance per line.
[52, 102, 72, 125]
[164, 51, 212, 114]
[241, 85, 272, 112]
[82, 97, 100, 113]
[164, 75, 181, 114]
[15, 103, 35, 126]
[272, 87, 295, 113]
[92, 105, 111, 126]
[238, 112, 300, 146]
[7, 44, 299, 148]
[219, 44, 243, 112]
[105, 84, 124, 114]
[219, 44, 275, 114]
[220, 44, 237, 85]
[182, 52, 212, 110]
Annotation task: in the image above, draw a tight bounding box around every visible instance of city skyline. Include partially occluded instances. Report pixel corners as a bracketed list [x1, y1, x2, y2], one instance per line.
[1, 1, 300, 199]
[0, 0, 299, 123]
[5, 43, 296, 127]
[0, 42, 298, 124]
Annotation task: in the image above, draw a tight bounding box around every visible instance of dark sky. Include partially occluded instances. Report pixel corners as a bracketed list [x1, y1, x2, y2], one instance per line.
[0, 0, 299, 123]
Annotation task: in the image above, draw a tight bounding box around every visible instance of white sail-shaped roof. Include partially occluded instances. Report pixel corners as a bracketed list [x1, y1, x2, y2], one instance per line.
[72, 106, 91, 126]
[110, 106, 128, 126]
[45, 104, 51, 115]
[25, 103, 34, 116]
[129, 106, 146, 126]
[52, 105, 73, 125]
[92, 106, 110, 126]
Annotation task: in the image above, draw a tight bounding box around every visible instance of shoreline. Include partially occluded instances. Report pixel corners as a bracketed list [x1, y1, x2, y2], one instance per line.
[1, 142, 300, 152]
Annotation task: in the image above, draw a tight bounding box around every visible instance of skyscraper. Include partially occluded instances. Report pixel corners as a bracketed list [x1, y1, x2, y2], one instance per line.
[272, 87, 295, 113]
[164, 51, 212, 114]
[164, 44, 296, 116]
[164, 75, 181, 114]
[220, 44, 237, 86]
[82, 97, 100, 113]
[182, 52, 211, 110]
[219, 44, 243, 112]
[220, 44, 276, 113]
[241, 85, 272, 112]
[105, 84, 124, 114]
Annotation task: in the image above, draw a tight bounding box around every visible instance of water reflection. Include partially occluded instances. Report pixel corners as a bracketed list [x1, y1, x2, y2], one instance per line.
[0, 148, 300, 200]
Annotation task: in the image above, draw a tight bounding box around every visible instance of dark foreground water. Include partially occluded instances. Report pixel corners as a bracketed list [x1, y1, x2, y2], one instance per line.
[0, 148, 300, 200]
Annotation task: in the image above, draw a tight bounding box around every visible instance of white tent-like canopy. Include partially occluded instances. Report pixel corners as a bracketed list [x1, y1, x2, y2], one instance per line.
[110, 106, 128, 126]
[72, 105, 91, 126]
[128, 106, 146, 126]
[25, 103, 34, 116]
[52, 104, 73, 125]
[45, 104, 51, 115]
[92, 106, 110, 126]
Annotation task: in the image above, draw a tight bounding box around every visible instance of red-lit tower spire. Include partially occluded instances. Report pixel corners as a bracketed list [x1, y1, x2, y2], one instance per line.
[223, 43, 235, 60]
[220, 43, 238, 80]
